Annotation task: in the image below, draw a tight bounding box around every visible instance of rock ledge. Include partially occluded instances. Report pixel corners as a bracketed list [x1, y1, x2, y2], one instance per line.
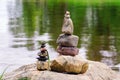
[3, 59, 120, 80]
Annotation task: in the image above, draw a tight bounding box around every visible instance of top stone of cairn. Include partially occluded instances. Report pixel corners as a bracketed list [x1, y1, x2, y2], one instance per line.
[62, 11, 74, 35]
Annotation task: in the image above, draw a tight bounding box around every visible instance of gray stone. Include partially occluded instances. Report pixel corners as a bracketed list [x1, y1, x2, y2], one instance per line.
[62, 11, 74, 35]
[56, 34, 79, 47]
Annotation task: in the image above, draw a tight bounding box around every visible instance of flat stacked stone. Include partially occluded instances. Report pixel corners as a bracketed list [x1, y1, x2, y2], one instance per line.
[56, 11, 79, 56]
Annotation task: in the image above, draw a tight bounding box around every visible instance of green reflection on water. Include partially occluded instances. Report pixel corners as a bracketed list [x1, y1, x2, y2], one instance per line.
[9, 0, 120, 66]
[22, 0, 36, 37]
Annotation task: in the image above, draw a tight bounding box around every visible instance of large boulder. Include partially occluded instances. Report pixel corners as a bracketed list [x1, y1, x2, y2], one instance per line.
[56, 34, 79, 47]
[3, 56, 120, 80]
[50, 55, 88, 74]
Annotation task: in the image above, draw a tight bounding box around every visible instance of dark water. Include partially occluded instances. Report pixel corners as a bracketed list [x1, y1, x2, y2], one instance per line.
[0, 0, 120, 73]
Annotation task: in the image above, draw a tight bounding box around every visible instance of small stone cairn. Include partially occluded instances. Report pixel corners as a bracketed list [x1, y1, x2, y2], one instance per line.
[56, 11, 79, 56]
[36, 42, 49, 70]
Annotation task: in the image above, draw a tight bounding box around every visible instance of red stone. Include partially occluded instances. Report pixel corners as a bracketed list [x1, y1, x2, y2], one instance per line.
[57, 46, 79, 56]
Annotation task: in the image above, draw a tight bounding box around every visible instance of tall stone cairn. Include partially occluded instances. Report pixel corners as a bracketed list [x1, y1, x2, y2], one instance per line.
[56, 11, 79, 56]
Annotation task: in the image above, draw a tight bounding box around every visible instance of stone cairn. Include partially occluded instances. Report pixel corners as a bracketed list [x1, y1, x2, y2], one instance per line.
[36, 42, 49, 70]
[56, 11, 79, 56]
[50, 15, 89, 74]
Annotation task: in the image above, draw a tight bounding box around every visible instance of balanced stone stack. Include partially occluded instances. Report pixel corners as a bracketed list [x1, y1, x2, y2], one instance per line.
[56, 11, 79, 56]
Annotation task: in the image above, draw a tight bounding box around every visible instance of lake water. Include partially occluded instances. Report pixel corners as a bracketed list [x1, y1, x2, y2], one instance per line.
[0, 0, 120, 73]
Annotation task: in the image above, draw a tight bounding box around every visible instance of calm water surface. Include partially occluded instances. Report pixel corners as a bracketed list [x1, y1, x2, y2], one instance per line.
[0, 0, 120, 73]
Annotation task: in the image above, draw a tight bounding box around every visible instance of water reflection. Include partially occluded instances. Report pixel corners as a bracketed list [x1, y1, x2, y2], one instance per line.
[0, 0, 120, 73]
[8, 0, 120, 70]
[86, 6, 120, 67]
